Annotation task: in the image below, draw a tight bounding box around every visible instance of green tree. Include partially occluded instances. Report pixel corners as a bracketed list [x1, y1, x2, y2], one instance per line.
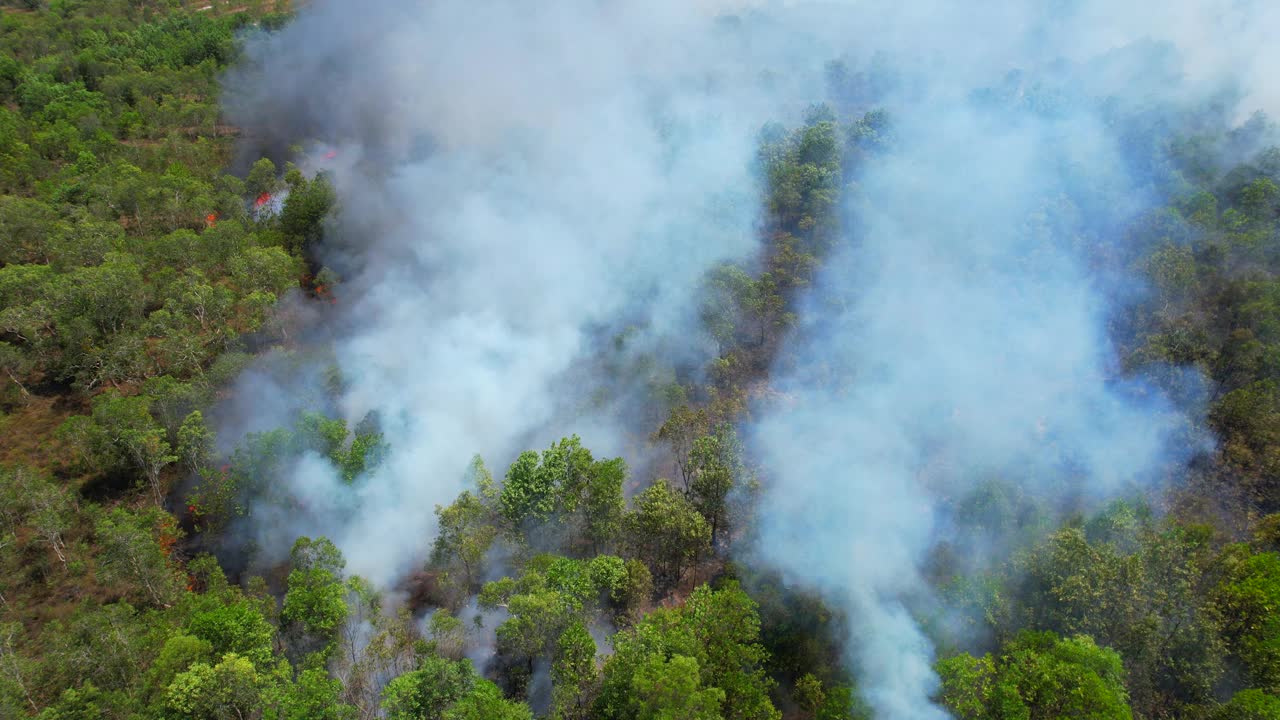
[935, 654, 997, 720]
[0, 341, 33, 400]
[553, 620, 599, 720]
[1212, 689, 1280, 720]
[432, 488, 498, 596]
[682, 582, 779, 720]
[936, 631, 1132, 720]
[60, 391, 176, 505]
[613, 559, 654, 624]
[595, 583, 778, 720]
[142, 634, 214, 708]
[41, 603, 155, 697]
[178, 409, 215, 475]
[443, 679, 533, 720]
[381, 655, 477, 720]
[428, 608, 468, 660]
[0, 622, 36, 715]
[94, 506, 180, 606]
[0, 466, 72, 568]
[165, 653, 265, 720]
[279, 170, 335, 253]
[795, 673, 826, 719]
[1217, 548, 1280, 692]
[687, 425, 743, 547]
[268, 667, 357, 720]
[282, 536, 349, 657]
[582, 456, 626, 554]
[631, 654, 725, 720]
[186, 600, 277, 669]
[494, 587, 580, 684]
[500, 450, 555, 526]
[34, 681, 126, 720]
[496, 436, 624, 553]
[624, 481, 710, 590]
[1012, 517, 1224, 714]
[246, 157, 280, 199]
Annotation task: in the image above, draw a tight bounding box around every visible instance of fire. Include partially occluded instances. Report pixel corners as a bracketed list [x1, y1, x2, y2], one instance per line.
[204, 213, 217, 227]
[254, 192, 272, 208]
[323, 149, 338, 160]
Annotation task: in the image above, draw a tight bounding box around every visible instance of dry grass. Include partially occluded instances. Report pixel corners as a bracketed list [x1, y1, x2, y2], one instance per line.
[0, 392, 85, 476]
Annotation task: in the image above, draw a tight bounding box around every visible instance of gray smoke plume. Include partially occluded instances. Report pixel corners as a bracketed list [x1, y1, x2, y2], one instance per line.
[751, 1, 1277, 718]
[220, 0, 1280, 716]
[219, 0, 857, 585]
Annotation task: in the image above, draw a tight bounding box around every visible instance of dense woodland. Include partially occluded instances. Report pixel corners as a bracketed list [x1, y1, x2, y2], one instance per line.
[2, 2, 1280, 720]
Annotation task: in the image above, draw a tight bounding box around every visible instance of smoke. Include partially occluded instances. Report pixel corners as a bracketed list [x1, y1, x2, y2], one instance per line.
[218, 0, 1279, 716]
[750, 2, 1275, 719]
[218, 0, 858, 585]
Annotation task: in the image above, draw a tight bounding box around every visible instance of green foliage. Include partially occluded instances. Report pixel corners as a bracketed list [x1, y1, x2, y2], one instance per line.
[552, 621, 599, 720]
[1212, 689, 1280, 720]
[279, 170, 336, 253]
[596, 582, 779, 720]
[0, 465, 71, 568]
[282, 536, 349, 656]
[40, 603, 158, 697]
[922, 503, 1225, 719]
[143, 634, 214, 707]
[177, 409, 214, 474]
[443, 679, 534, 720]
[212, 412, 388, 532]
[247, 158, 280, 199]
[500, 451, 562, 526]
[582, 456, 627, 554]
[497, 436, 627, 553]
[35, 681, 129, 720]
[268, 667, 357, 720]
[93, 506, 181, 606]
[936, 654, 998, 720]
[936, 631, 1133, 720]
[428, 608, 467, 660]
[59, 390, 175, 504]
[381, 655, 477, 720]
[631, 654, 725, 720]
[681, 582, 779, 720]
[164, 653, 264, 720]
[185, 600, 276, 669]
[687, 424, 745, 546]
[615, 559, 654, 624]
[432, 488, 498, 596]
[625, 480, 710, 590]
[1216, 548, 1280, 692]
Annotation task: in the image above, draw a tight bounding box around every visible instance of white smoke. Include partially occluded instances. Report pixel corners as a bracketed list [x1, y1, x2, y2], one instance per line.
[219, 1, 1278, 717]
[220, 0, 850, 584]
[751, 1, 1273, 718]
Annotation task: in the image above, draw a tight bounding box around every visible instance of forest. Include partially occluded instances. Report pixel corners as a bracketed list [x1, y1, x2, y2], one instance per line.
[2, 1, 1280, 719]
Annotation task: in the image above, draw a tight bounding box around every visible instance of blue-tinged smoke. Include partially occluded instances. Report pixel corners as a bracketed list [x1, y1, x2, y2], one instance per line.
[751, 2, 1275, 717]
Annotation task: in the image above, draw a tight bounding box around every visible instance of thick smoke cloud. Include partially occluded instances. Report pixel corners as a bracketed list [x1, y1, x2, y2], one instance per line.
[221, 0, 1279, 717]
[752, 1, 1275, 719]
[220, 0, 847, 585]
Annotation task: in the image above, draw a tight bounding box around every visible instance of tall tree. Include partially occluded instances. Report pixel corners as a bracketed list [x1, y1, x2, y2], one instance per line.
[432, 489, 498, 598]
[624, 481, 710, 590]
[552, 621, 599, 720]
[282, 536, 349, 658]
[687, 425, 744, 547]
[631, 654, 725, 720]
[380, 655, 477, 720]
[94, 507, 180, 607]
[936, 631, 1133, 720]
